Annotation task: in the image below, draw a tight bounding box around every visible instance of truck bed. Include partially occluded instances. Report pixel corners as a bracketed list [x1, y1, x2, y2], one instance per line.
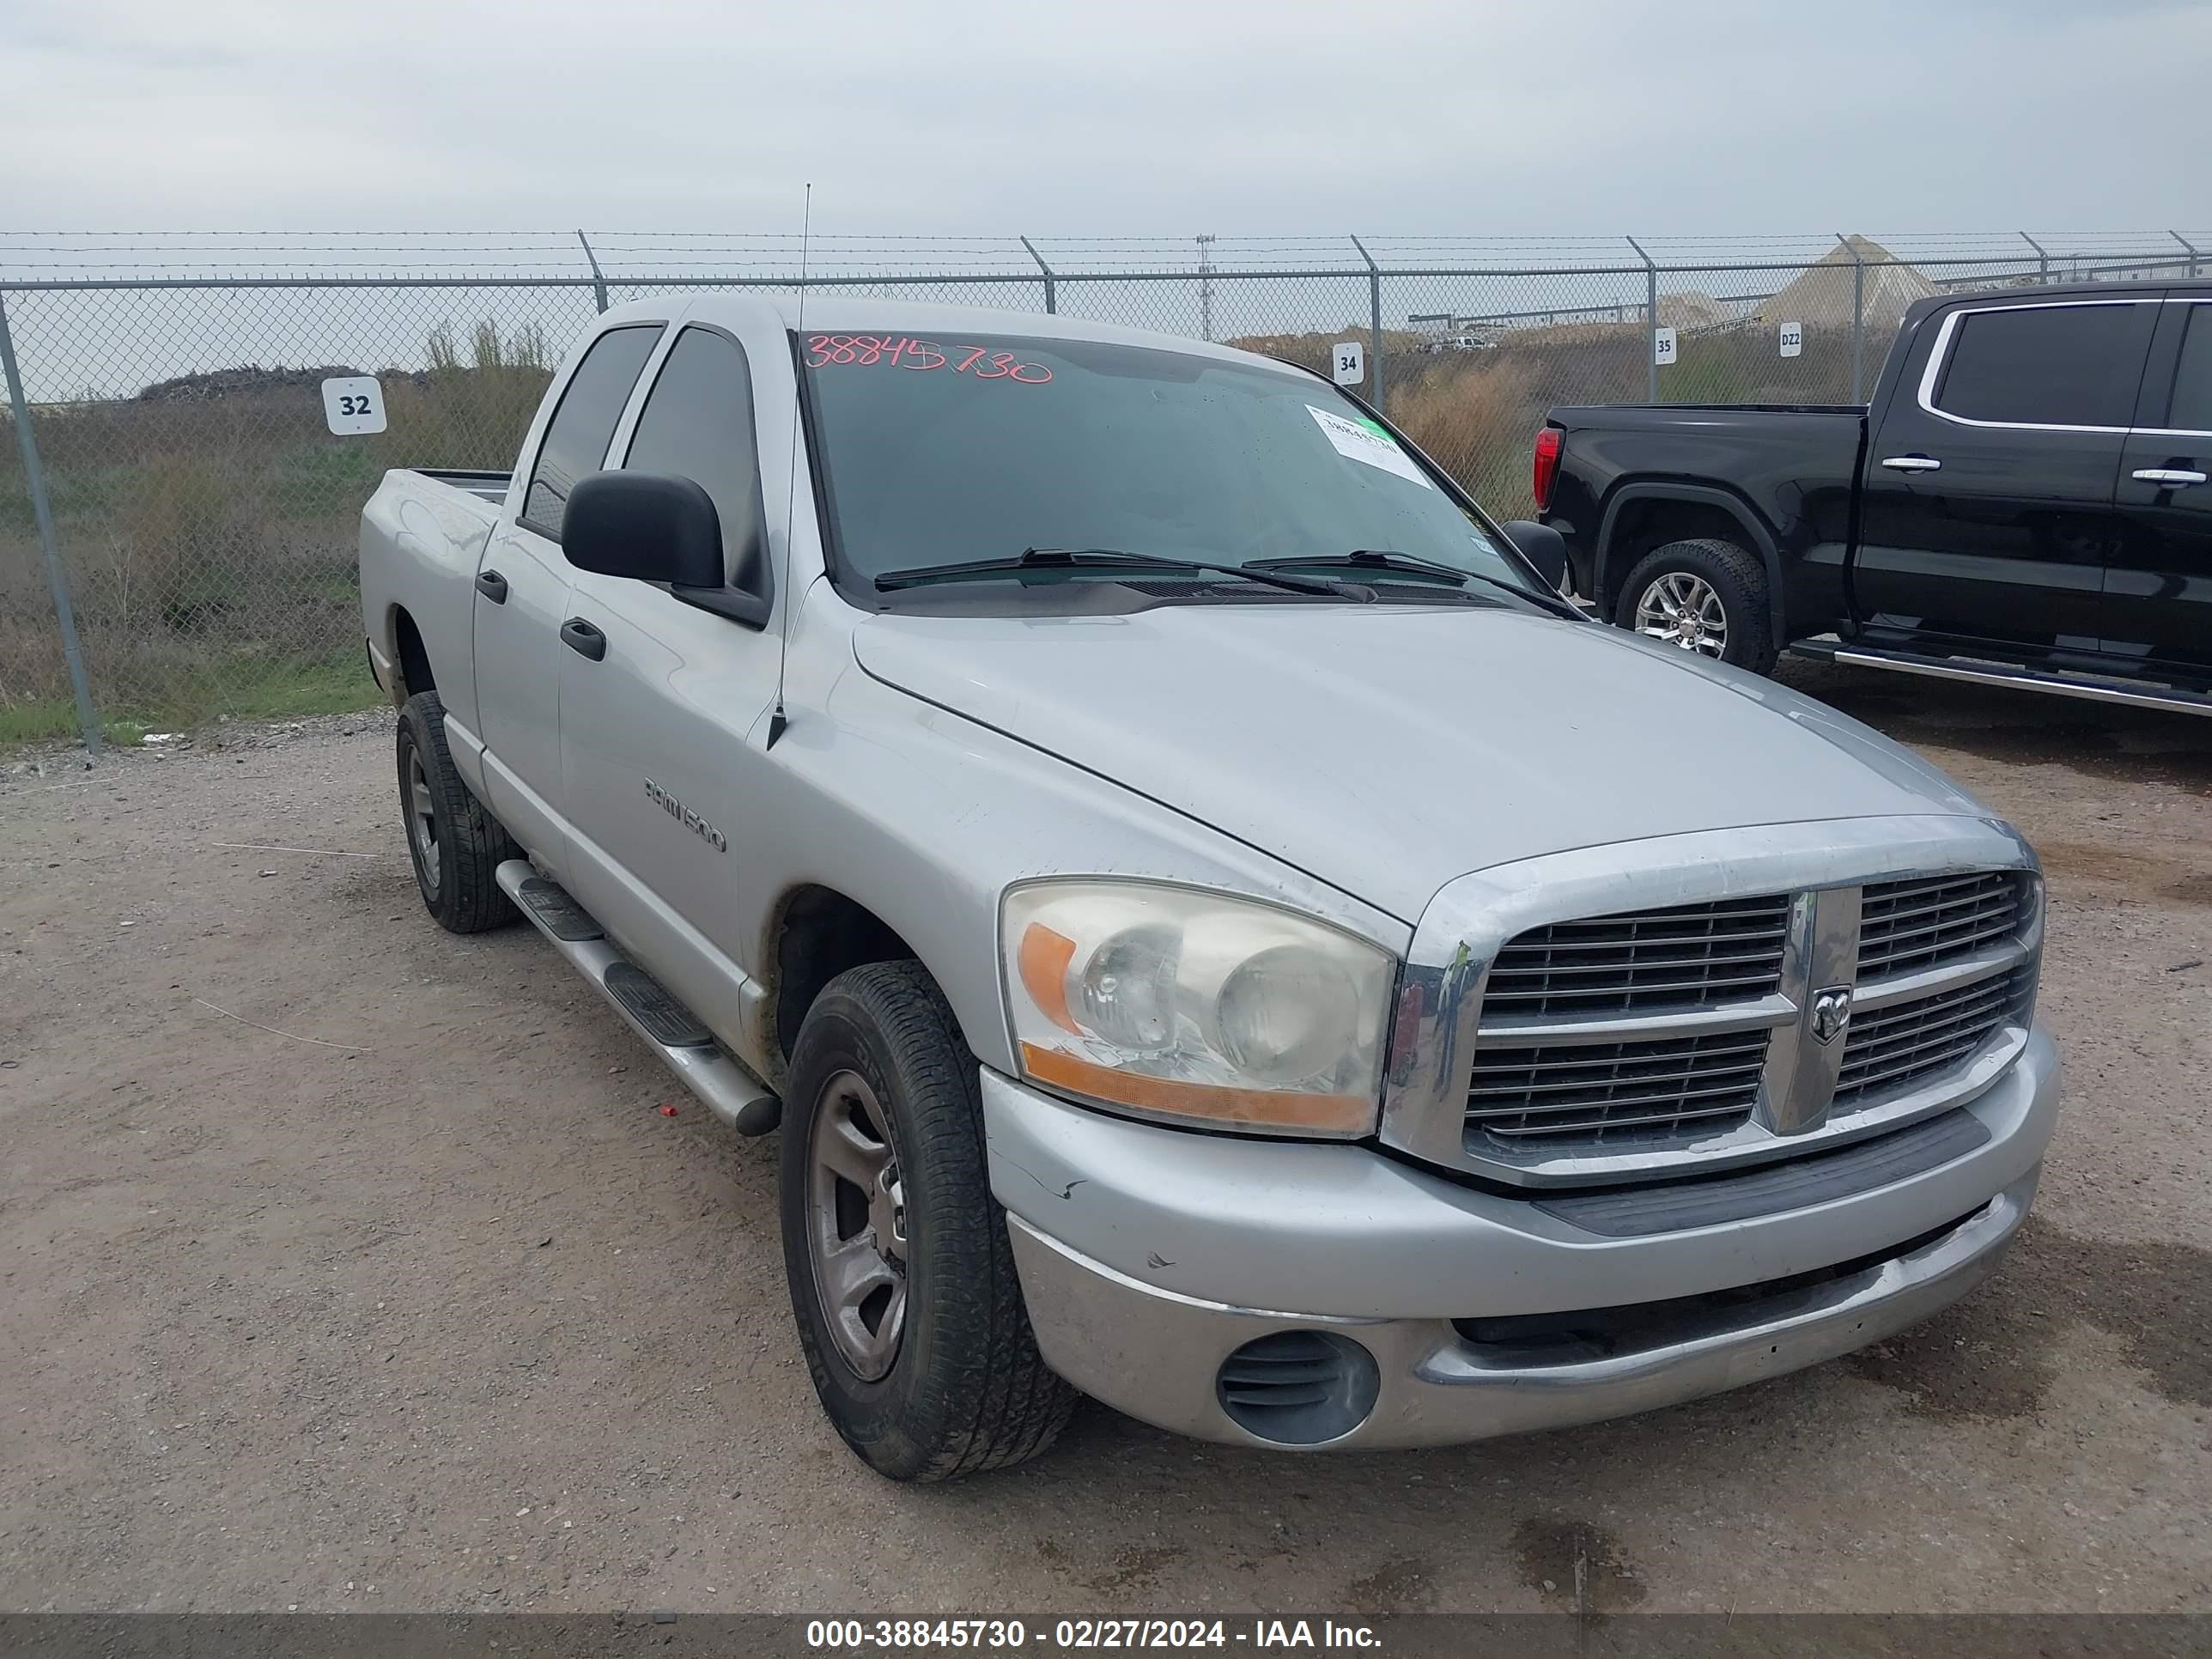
[359, 466, 509, 727]
[416, 468, 513, 505]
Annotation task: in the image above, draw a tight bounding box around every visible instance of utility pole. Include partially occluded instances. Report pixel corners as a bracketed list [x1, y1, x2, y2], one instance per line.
[1195, 234, 1217, 342]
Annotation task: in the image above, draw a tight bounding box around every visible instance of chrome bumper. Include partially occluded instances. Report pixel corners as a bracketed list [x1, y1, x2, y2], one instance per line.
[984, 1028, 2057, 1449]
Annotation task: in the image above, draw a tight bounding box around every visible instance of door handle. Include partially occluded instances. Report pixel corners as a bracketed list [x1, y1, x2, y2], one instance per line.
[1881, 455, 1942, 472]
[474, 568, 509, 604]
[559, 617, 606, 661]
[2132, 467, 2207, 487]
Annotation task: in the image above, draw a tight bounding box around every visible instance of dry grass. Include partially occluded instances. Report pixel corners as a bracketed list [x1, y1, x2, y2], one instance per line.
[0, 322, 550, 738]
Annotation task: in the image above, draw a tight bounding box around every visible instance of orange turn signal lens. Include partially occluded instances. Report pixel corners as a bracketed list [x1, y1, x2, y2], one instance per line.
[1017, 923, 1080, 1033]
[1019, 1042, 1374, 1135]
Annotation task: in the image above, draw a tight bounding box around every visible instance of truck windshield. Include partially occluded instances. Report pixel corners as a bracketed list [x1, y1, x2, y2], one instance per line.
[799, 331, 1535, 600]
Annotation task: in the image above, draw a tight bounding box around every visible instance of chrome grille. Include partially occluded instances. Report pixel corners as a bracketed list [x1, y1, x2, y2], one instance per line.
[1465, 1029, 1768, 1143]
[1833, 967, 2030, 1106]
[1856, 871, 2026, 978]
[1481, 895, 1792, 1018]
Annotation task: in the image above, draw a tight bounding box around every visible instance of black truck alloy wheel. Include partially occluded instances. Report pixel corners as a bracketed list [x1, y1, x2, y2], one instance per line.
[1614, 538, 1778, 675]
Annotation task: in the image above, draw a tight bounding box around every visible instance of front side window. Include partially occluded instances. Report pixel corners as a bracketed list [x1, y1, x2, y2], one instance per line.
[1931, 303, 2151, 428]
[622, 325, 768, 589]
[2166, 305, 2212, 433]
[799, 331, 1534, 601]
[521, 323, 663, 541]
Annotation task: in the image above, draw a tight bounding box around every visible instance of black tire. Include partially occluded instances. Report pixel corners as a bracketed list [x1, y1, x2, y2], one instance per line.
[1613, 538, 1778, 675]
[781, 960, 1075, 1481]
[396, 690, 521, 934]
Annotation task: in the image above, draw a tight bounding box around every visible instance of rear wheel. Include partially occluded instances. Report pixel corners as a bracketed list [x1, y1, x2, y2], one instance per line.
[1613, 538, 1777, 675]
[781, 961, 1074, 1481]
[396, 690, 520, 934]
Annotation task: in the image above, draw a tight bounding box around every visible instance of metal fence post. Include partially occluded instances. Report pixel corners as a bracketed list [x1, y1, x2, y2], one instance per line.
[1626, 237, 1657, 400]
[0, 288, 101, 753]
[1349, 236, 1384, 413]
[2021, 231, 2050, 286]
[1838, 233, 1866, 403]
[575, 230, 609, 313]
[1019, 236, 1056, 314]
[2172, 230, 2202, 279]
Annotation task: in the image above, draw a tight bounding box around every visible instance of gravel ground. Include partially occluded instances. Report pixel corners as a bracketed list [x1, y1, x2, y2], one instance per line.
[1, 659, 2207, 1617]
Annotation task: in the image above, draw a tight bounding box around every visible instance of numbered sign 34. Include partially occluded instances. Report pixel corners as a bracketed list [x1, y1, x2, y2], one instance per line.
[1778, 320, 1804, 359]
[1331, 341, 1365, 386]
[1652, 326, 1678, 368]
[321, 375, 386, 435]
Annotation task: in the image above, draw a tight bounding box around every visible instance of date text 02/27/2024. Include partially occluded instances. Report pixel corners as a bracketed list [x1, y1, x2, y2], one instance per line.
[804, 1618, 1384, 1650]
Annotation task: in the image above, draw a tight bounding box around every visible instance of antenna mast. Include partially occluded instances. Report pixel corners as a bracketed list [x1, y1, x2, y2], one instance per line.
[769, 183, 811, 749]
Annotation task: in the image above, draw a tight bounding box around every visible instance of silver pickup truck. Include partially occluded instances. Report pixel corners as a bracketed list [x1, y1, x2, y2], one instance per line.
[360, 298, 2058, 1481]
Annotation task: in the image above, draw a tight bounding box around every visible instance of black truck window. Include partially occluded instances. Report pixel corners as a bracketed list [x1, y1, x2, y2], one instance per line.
[2166, 306, 2212, 433]
[1932, 302, 2148, 428]
[621, 325, 768, 589]
[521, 324, 664, 542]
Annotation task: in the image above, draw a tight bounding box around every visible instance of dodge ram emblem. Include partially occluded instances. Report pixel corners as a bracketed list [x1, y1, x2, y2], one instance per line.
[1811, 986, 1853, 1045]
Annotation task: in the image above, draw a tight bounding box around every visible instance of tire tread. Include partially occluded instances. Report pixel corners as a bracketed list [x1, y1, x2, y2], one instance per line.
[783, 961, 1074, 1482]
[398, 690, 520, 934]
[1613, 537, 1778, 675]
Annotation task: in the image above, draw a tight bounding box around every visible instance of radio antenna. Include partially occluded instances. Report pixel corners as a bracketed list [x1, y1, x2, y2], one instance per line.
[768, 182, 811, 750]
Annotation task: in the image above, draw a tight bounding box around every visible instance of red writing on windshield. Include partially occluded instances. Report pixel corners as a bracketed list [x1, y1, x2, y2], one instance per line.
[805, 336, 1051, 383]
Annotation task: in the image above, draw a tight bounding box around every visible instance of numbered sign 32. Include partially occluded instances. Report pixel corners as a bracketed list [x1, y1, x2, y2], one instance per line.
[1652, 326, 1678, 368]
[1778, 320, 1804, 360]
[1331, 341, 1365, 386]
[321, 375, 386, 435]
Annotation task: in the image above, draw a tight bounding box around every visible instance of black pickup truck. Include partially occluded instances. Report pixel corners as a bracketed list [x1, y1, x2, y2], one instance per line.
[1537, 279, 2212, 714]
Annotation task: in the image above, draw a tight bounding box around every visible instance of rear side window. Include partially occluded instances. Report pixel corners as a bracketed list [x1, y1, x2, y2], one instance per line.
[1931, 303, 2150, 428]
[620, 326, 768, 588]
[520, 324, 663, 541]
[2166, 306, 2212, 433]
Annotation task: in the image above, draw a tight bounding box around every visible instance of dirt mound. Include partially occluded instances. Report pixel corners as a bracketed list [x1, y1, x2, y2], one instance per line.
[136, 364, 365, 404]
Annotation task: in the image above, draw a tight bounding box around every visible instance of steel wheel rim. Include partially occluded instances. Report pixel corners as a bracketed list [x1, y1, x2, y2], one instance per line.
[805, 1069, 908, 1381]
[406, 746, 441, 890]
[1635, 571, 1728, 657]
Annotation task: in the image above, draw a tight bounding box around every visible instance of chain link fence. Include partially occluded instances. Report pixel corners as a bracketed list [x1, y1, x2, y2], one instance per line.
[4, 229, 2206, 747]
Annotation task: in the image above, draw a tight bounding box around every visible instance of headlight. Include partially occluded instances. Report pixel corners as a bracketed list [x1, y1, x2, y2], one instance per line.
[1001, 880, 1396, 1136]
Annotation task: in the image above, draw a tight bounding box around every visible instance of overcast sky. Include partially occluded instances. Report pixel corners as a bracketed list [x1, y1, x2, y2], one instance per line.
[3, 0, 2209, 239]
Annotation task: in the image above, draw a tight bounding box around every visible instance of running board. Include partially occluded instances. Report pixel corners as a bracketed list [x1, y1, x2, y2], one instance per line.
[495, 860, 781, 1135]
[1791, 641, 2212, 718]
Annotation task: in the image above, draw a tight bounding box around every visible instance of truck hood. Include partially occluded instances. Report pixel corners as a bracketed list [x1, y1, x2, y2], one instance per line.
[851, 605, 1985, 922]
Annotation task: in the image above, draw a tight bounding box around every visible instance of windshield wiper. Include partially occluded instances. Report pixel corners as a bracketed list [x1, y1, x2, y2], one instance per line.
[1249, 550, 1580, 617]
[875, 547, 1360, 598]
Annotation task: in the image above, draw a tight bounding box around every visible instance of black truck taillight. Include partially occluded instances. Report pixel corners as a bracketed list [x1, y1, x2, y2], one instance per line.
[1532, 426, 1563, 513]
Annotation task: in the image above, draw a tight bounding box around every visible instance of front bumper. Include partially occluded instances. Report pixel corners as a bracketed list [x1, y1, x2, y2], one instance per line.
[983, 1027, 2057, 1449]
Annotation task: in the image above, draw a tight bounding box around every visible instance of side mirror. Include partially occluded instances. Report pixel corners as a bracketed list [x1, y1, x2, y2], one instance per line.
[562, 471, 772, 629]
[563, 472, 724, 586]
[1499, 520, 1568, 593]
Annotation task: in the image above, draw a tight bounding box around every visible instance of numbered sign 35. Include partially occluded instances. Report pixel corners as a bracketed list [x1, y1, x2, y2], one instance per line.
[1652, 327, 1678, 368]
[1331, 341, 1365, 386]
[1778, 321, 1804, 359]
[321, 375, 386, 435]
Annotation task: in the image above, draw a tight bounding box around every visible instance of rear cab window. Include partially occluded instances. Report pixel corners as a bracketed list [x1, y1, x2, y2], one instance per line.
[619, 325, 768, 590]
[520, 324, 665, 542]
[2161, 304, 2212, 433]
[1926, 301, 2156, 428]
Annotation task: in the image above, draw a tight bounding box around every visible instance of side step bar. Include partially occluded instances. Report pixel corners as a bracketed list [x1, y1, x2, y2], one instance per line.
[1791, 640, 2212, 718]
[495, 860, 781, 1136]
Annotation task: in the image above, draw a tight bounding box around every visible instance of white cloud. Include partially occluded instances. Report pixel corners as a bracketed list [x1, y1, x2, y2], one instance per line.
[1, 0, 2207, 234]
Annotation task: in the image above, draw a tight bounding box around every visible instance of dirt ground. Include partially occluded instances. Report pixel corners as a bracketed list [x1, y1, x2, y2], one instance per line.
[1, 659, 2207, 1617]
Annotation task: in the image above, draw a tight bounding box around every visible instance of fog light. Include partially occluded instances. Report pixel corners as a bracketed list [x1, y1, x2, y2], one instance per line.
[1215, 1330, 1379, 1445]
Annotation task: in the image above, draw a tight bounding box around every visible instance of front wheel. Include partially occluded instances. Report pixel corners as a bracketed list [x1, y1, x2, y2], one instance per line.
[780, 961, 1074, 1481]
[1613, 538, 1778, 675]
